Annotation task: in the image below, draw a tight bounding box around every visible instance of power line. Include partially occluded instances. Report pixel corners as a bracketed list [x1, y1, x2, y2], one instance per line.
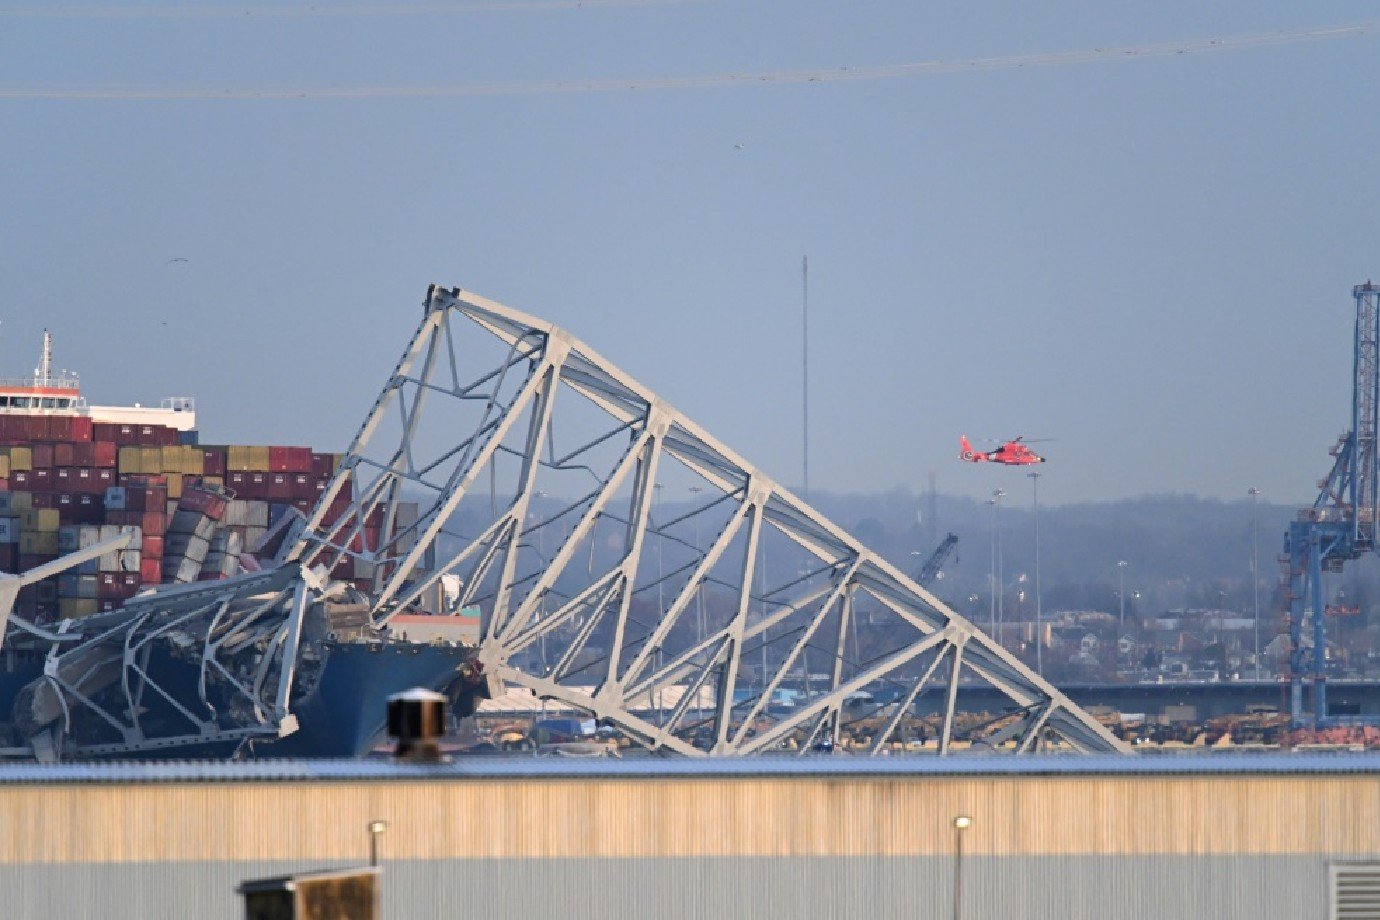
[0, 0, 698, 18]
[1, 20, 1374, 99]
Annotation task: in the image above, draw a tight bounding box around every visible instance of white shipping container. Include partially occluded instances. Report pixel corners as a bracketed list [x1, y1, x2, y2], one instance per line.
[168, 556, 202, 584]
[164, 533, 210, 565]
[223, 500, 248, 527]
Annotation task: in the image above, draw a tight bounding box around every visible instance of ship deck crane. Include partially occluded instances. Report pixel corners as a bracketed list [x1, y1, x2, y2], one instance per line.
[1282, 281, 1380, 725]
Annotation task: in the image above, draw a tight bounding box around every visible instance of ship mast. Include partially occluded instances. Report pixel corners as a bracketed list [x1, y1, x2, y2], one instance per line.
[36, 329, 53, 386]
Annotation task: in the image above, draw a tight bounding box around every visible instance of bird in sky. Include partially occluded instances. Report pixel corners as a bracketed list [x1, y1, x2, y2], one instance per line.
[165, 257, 189, 265]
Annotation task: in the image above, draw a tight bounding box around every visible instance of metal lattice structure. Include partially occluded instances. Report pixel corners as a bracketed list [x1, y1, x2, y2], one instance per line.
[287, 285, 1128, 755]
[0, 557, 334, 760]
[1283, 281, 1380, 725]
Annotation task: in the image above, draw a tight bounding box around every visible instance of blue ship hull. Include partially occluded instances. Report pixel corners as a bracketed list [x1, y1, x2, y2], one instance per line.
[0, 640, 475, 760]
[270, 640, 478, 757]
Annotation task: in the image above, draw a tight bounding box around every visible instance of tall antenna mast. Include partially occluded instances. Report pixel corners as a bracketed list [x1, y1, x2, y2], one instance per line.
[37, 329, 52, 386]
[802, 255, 810, 499]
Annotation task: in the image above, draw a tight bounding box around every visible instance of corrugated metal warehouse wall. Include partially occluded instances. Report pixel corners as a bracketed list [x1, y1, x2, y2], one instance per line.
[0, 757, 1376, 919]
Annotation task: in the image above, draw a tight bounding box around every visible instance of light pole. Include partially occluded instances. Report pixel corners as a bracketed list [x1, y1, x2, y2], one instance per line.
[952, 814, 972, 920]
[994, 489, 1006, 642]
[1249, 486, 1261, 679]
[687, 485, 706, 645]
[367, 820, 388, 868]
[986, 496, 998, 636]
[532, 490, 548, 674]
[1028, 471, 1043, 675]
[1117, 560, 1128, 634]
[654, 482, 665, 724]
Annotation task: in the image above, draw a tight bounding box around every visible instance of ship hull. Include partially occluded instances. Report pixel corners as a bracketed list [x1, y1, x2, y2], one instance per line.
[268, 640, 477, 758]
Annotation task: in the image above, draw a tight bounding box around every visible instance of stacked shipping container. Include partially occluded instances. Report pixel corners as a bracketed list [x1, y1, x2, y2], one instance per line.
[0, 417, 351, 624]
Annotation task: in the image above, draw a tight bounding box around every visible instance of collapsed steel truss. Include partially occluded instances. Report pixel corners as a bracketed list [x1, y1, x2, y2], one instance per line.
[0, 559, 329, 759]
[288, 286, 1129, 755]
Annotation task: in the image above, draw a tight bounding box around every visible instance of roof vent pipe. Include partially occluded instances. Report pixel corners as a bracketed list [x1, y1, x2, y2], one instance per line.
[386, 687, 448, 763]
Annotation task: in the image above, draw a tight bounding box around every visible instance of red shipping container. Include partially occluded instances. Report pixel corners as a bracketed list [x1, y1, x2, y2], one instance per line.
[312, 477, 352, 502]
[31, 444, 53, 469]
[69, 416, 92, 442]
[70, 442, 91, 466]
[11, 470, 28, 489]
[48, 417, 71, 441]
[53, 443, 75, 467]
[53, 467, 73, 490]
[29, 469, 51, 492]
[0, 478, 9, 492]
[267, 473, 291, 500]
[291, 473, 313, 500]
[92, 441, 117, 467]
[18, 553, 55, 570]
[311, 453, 334, 479]
[178, 488, 226, 521]
[92, 423, 115, 443]
[30, 493, 54, 509]
[139, 558, 161, 584]
[292, 499, 314, 516]
[27, 417, 49, 440]
[97, 579, 123, 599]
[75, 493, 103, 524]
[142, 535, 164, 558]
[201, 448, 226, 477]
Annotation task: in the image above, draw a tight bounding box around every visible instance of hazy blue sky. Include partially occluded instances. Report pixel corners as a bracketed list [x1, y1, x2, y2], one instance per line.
[2, 2, 1378, 507]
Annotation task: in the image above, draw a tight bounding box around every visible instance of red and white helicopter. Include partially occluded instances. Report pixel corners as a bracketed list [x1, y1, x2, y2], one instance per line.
[959, 435, 1048, 466]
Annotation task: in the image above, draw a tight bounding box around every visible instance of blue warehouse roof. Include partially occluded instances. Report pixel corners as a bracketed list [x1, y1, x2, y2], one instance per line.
[1, 752, 1379, 784]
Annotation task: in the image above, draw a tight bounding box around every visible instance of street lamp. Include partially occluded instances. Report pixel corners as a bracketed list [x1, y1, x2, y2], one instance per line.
[689, 485, 705, 648]
[1249, 486, 1261, 679]
[987, 489, 1005, 637]
[952, 814, 972, 920]
[1028, 471, 1043, 676]
[367, 820, 389, 868]
[1117, 560, 1128, 634]
[994, 489, 1006, 642]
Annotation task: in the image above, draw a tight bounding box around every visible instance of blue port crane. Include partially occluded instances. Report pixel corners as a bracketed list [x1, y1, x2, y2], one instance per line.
[1282, 281, 1380, 725]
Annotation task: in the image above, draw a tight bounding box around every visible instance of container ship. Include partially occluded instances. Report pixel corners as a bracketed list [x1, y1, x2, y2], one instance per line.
[0, 332, 479, 759]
